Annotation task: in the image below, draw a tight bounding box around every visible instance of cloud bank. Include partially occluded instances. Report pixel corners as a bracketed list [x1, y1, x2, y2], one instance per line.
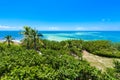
[0, 23, 120, 31]
[0, 25, 22, 30]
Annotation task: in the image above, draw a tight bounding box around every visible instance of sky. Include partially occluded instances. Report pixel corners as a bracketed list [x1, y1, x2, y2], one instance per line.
[0, 0, 120, 31]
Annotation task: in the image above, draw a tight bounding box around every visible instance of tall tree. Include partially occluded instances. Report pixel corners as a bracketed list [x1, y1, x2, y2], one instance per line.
[21, 26, 31, 49]
[21, 26, 43, 50]
[31, 29, 43, 50]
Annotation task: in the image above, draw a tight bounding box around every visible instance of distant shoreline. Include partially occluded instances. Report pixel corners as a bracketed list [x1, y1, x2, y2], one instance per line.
[0, 30, 120, 31]
[0, 40, 21, 44]
[0, 31, 120, 42]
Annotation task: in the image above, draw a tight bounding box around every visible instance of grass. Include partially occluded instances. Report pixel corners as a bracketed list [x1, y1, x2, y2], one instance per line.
[82, 50, 120, 72]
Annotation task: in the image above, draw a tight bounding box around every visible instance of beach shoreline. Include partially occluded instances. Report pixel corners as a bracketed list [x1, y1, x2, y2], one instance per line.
[0, 31, 120, 42]
[0, 40, 21, 45]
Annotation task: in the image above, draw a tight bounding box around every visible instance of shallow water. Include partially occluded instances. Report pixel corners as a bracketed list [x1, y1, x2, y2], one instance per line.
[0, 31, 120, 42]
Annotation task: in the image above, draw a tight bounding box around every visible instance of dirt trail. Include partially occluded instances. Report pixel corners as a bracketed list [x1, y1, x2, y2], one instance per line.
[82, 50, 120, 71]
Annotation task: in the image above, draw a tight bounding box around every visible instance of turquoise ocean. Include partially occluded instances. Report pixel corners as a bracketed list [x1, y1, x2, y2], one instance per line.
[0, 31, 120, 42]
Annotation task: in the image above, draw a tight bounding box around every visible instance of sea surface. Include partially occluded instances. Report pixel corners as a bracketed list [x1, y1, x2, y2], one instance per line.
[0, 31, 120, 42]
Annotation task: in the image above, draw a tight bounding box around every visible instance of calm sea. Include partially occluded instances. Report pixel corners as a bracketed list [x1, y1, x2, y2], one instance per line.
[0, 31, 120, 42]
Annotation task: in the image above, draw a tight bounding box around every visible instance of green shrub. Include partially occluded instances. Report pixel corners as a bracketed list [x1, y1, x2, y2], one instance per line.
[83, 40, 120, 58]
[0, 40, 118, 80]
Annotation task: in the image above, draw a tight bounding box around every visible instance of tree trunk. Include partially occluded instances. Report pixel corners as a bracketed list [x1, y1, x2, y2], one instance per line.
[8, 40, 10, 47]
[34, 36, 36, 50]
[27, 41, 29, 49]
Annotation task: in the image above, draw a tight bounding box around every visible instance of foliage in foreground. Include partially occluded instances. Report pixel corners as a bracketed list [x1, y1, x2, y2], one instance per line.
[0, 43, 117, 80]
[106, 60, 120, 79]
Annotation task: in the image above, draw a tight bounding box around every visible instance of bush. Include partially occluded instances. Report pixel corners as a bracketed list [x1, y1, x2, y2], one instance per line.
[83, 40, 120, 58]
[0, 40, 118, 79]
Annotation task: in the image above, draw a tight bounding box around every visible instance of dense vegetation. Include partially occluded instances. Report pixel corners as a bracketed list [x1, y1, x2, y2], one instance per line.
[0, 43, 119, 80]
[0, 26, 120, 80]
[83, 40, 120, 58]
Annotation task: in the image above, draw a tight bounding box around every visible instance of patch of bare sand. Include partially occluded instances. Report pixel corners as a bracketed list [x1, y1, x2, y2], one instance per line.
[82, 50, 120, 72]
[0, 40, 21, 45]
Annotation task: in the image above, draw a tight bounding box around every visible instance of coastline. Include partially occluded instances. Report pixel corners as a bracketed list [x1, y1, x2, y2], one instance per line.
[0, 31, 120, 42]
[0, 40, 21, 44]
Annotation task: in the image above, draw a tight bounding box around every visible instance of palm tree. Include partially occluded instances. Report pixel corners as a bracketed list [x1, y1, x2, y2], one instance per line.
[4, 35, 14, 47]
[21, 26, 31, 49]
[21, 26, 43, 50]
[31, 29, 43, 50]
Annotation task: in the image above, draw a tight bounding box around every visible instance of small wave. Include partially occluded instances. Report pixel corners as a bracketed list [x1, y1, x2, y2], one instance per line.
[75, 32, 100, 35]
[75, 32, 92, 35]
[12, 40, 21, 43]
[45, 35, 73, 41]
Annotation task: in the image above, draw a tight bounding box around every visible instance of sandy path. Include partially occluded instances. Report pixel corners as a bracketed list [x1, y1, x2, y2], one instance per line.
[82, 50, 120, 71]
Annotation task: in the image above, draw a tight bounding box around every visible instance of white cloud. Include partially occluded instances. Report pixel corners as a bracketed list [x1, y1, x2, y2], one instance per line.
[75, 25, 120, 31]
[37, 26, 60, 31]
[75, 27, 87, 30]
[37, 25, 120, 31]
[48, 27, 60, 30]
[0, 23, 120, 31]
[0, 25, 22, 30]
[0, 25, 13, 29]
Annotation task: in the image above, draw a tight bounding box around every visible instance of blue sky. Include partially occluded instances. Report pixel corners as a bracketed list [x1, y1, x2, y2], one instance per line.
[0, 0, 120, 31]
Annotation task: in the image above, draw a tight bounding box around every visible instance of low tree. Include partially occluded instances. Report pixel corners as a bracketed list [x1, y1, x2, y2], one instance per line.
[4, 35, 14, 47]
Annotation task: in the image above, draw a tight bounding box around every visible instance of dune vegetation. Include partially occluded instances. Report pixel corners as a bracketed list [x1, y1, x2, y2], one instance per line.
[0, 26, 120, 80]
